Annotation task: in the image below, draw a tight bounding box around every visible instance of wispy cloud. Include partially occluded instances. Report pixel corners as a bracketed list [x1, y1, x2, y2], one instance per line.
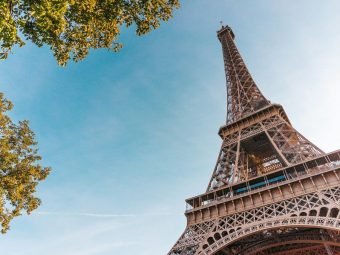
[33, 211, 181, 218]
[34, 211, 136, 218]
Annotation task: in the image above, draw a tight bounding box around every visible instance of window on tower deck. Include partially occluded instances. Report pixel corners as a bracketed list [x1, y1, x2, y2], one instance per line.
[233, 184, 248, 196]
[249, 177, 266, 190]
[267, 172, 286, 185]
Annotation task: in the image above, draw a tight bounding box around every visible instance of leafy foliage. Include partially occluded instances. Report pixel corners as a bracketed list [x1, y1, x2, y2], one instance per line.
[0, 0, 180, 65]
[0, 93, 50, 233]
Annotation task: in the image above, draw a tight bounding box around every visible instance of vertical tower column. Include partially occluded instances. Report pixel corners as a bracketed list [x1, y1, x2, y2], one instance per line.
[218, 26, 269, 124]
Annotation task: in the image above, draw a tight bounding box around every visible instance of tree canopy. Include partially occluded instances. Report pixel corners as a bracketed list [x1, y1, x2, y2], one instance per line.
[0, 0, 180, 65]
[0, 93, 50, 233]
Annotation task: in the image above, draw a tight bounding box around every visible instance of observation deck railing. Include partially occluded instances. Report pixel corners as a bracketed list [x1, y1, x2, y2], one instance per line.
[185, 150, 340, 212]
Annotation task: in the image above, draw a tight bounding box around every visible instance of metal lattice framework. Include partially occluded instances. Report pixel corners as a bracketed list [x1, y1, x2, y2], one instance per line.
[251, 245, 340, 255]
[219, 26, 269, 124]
[168, 25, 340, 255]
[170, 186, 340, 254]
[207, 109, 324, 189]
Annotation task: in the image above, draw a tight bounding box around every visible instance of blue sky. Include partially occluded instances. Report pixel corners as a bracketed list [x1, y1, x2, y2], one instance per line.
[0, 1, 340, 254]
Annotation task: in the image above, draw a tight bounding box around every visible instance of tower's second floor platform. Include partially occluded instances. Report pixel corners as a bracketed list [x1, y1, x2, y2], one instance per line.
[185, 150, 340, 225]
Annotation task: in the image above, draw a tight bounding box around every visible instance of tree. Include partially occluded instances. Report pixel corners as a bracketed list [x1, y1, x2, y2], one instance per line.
[0, 93, 50, 233]
[0, 0, 180, 65]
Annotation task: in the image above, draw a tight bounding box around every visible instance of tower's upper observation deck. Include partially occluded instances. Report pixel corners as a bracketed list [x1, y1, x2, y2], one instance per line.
[217, 25, 235, 40]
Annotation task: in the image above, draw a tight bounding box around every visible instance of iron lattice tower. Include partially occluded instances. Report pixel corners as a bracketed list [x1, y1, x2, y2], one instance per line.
[168, 26, 340, 255]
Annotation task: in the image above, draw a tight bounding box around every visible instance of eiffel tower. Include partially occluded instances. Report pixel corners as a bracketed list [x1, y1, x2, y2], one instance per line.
[168, 26, 340, 255]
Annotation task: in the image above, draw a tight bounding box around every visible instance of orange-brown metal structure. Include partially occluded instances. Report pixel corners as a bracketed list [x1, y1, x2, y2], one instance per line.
[168, 26, 340, 255]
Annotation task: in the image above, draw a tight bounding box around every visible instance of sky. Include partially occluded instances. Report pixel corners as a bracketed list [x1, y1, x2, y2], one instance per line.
[0, 1, 340, 255]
